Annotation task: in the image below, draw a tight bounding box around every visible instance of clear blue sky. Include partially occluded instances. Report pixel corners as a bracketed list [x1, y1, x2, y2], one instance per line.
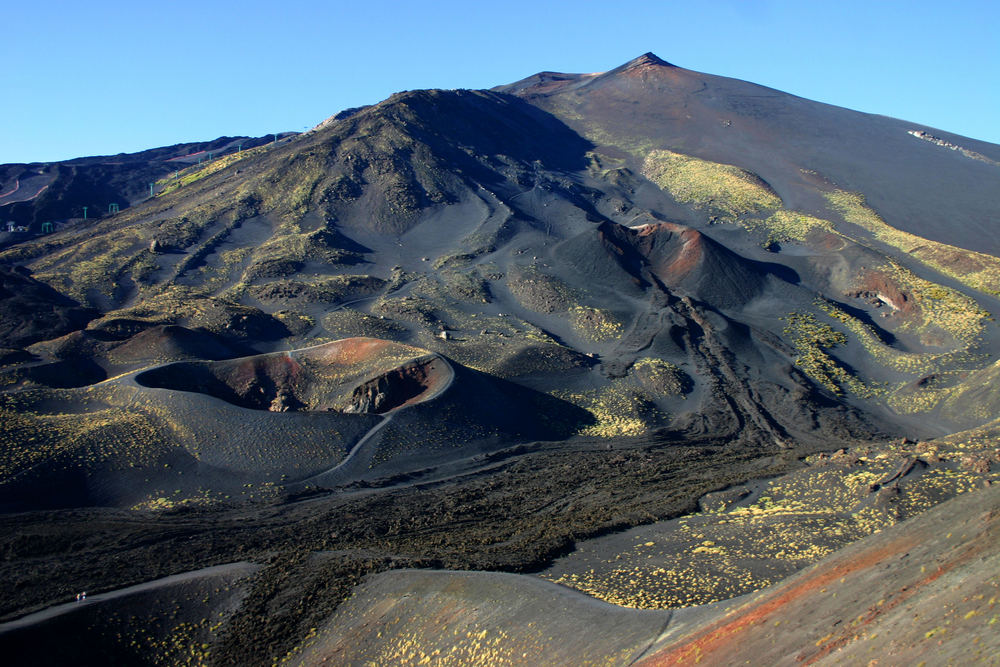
[3, 0, 998, 163]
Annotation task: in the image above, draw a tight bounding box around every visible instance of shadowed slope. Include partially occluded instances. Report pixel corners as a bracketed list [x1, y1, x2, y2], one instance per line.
[0, 266, 97, 348]
[0, 563, 260, 667]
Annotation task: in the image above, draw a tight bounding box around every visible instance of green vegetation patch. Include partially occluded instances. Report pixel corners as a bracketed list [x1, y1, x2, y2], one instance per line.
[32, 231, 146, 304]
[825, 189, 1000, 297]
[545, 423, 1000, 609]
[321, 308, 406, 340]
[642, 150, 781, 221]
[152, 215, 219, 251]
[814, 253, 991, 415]
[570, 306, 624, 343]
[555, 379, 668, 438]
[156, 147, 267, 196]
[272, 310, 315, 337]
[369, 404, 505, 469]
[817, 299, 945, 376]
[442, 333, 583, 379]
[241, 229, 361, 284]
[410, 271, 491, 305]
[742, 210, 835, 246]
[883, 261, 989, 348]
[783, 312, 880, 398]
[0, 394, 175, 482]
[93, 286, 286, 341]
[372, 295, 438, 326]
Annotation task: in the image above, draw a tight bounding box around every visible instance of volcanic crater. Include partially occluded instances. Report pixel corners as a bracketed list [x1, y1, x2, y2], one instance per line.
[135, 337, 453, 414]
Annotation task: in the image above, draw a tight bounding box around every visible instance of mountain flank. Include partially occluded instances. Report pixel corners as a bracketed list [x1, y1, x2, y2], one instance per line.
[1, 53, 998, 665]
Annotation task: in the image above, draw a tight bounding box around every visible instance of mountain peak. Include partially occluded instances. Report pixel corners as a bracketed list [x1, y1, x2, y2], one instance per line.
[624, 52, 675, 69]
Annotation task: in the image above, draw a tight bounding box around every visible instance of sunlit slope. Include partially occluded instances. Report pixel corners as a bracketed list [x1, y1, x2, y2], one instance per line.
[3, 53, 1000, 507]
[3, 53, 1000, 667]
[278, 481, 1000, 666]
[637, 482, 1000, 666]
[505, 60, 1000, 428]
[0, 87, 889, 454]
[500, 53, 1000, 256]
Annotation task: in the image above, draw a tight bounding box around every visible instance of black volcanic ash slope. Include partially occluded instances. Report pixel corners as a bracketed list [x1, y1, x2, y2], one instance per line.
[0, 53, 998, 504]
[4, 65, 998, 495]
[498, 52, 1000, 255]
[1, 53, 1000, 666]
[0, 84, 904, 497]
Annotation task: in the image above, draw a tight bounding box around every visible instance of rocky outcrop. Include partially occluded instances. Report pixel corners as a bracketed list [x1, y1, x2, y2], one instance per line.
[908, 129, 1000, 166]
[344, 357, 448, 414]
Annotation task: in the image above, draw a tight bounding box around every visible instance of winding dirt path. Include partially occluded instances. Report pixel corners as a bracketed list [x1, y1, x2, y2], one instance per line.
[0, 179, 19, 199]
[0, 562, 258, 634]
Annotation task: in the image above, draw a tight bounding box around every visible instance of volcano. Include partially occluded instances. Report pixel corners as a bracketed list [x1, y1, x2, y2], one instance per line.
[1, 54, 998, 665]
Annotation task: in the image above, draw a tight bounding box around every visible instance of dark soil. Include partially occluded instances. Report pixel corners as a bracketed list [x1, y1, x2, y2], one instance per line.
[0, 432, 802, 665]
[0, 266, 97, 348]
